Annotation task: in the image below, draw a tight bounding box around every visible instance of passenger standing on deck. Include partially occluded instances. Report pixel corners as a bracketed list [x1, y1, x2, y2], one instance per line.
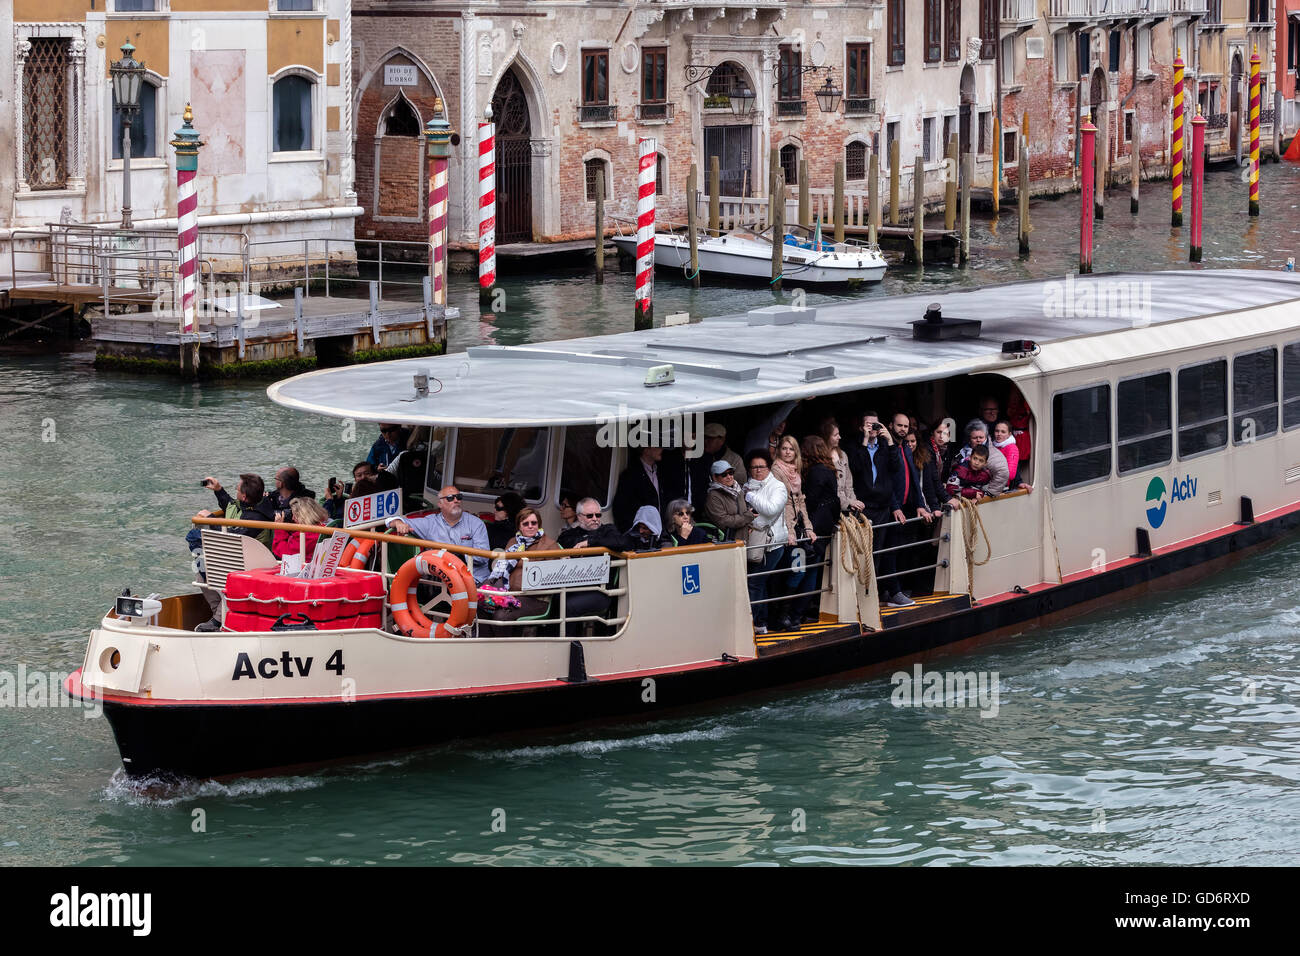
[387, 485, 491, 584]
[191, 473, 276, 632]
[888, 412, 929, 601]
[745, 399, 800, 459]
[820, 417, 864, 512]
[613, 446, 683, 531]
[703, 423, 747, 484]
[846, 412, 913, 608]
[705, 460, 756, 542]
[744, 450, 788, 635]
[790, 436, 840, 624]
[367, 424, 409, 469]
[992, 420, 1021, 486]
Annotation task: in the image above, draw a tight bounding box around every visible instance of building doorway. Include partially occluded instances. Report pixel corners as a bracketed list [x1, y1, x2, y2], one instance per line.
[492, 67, 533, 243]
[702, 61, 755, 196]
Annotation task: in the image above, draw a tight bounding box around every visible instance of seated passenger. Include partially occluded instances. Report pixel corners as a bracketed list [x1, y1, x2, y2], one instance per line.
[488, 491, 525, 549]
[482, 507, 558, 633]
[266, 466, 315, 514]
[558, 490, 579, 530]
[624, 505, 664, 552]
[557, 498, 625, 551]
[663, 498, 710, 547]
[323, 461, 377, 522]
[704, 459, 755, 542]
[272, 497, 330, 562]
[386, 485, 491, 584]
[947, 447, 992, 499]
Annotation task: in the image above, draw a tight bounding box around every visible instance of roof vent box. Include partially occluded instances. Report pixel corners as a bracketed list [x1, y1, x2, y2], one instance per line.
[747, 305, 818, 327]
[911, 302, 982, 341]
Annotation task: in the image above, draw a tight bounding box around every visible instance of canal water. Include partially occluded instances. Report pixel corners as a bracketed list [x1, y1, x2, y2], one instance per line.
[3, 164, 1300, 866]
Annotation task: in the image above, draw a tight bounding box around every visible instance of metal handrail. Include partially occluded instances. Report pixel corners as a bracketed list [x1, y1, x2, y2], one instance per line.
[243, 237, 432, 300]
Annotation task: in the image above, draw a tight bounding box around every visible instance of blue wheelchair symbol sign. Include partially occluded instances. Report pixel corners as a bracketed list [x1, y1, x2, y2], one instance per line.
[681, 564, 701, 595]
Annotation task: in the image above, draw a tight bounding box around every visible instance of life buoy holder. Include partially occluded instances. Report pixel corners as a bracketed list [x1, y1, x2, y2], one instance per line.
[389, 549, 478, 639]
[339, 537, 376, 569]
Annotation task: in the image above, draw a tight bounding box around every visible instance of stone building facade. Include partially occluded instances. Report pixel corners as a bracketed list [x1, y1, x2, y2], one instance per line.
[1, 0, 358, 264]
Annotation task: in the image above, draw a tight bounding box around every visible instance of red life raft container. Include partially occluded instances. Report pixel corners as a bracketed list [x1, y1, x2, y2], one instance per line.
[223, 567, 386, 632]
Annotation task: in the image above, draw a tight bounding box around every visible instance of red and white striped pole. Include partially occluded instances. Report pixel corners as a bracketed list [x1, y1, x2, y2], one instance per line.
[634, 137, 656, 331]
[170, 103, 203, 375]
[477, 108, 496, 304]
[424, 98, 456, 308]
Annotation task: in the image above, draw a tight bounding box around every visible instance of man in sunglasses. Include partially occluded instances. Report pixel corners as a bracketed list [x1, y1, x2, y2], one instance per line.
[556, 498, 624, 551]
[387, 484, 490, 583]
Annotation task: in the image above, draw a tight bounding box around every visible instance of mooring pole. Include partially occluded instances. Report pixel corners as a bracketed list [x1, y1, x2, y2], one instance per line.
[477, 108, 496, 305]
[944, 133, 958, 232]
[992, 117, 1001, 215]
[594, 166, 605, 284]
[1249, 45, 1261, 217]
[171, 103, 204, 378]
[1080, 119, 1096, 274]
[770, 169, 784, 292]
[1131, 104, 1141, 215]
[634, 137, 656, 330]
[833, 159, 845, 243]
[1274, 89, 1284, 162]
[867, 152, 880, 246]
[1191, 110, 1206, 262]
[1171, 50, 1184, 227]
[709, 155, 721, 237]
[960, 152, 972, 266]
[686, 162, 700, 288]
[889, 138, 900, 225]
[1095, 100, 1107, 221]
[798, 158, 810, 229]
[1018, 129, 1030, 256]
[913, 155, 925, 266]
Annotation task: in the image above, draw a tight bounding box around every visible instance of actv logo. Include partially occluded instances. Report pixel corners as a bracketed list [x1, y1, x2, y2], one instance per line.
[1145, 474, 1197, 529]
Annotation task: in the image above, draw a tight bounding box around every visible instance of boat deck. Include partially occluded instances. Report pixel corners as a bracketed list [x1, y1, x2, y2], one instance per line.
[753, 591, 971, 655]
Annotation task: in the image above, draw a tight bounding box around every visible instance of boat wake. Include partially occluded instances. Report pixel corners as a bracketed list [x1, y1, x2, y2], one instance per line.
[101, 767, 324, 807]
[469, 724, 739, 762]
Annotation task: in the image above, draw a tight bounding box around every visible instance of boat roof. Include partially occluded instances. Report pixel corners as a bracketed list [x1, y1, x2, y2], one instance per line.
[268, 270, 1300, 428]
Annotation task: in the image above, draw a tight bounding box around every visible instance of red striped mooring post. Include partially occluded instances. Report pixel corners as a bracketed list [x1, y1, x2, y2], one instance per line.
[634, 137, 656, 331]
[425, 98, 455, 308]
[478, 109, 496, 304]
[1249, 46, 1261, 217]
[1190, 110, 1206, 262]
[170, 103, 203, 374]
[1171, 50, 1184, 227]
[1080, 119, 1096, 274]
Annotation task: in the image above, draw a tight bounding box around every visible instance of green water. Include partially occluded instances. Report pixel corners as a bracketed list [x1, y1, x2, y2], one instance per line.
[2, 165, 1300, 865]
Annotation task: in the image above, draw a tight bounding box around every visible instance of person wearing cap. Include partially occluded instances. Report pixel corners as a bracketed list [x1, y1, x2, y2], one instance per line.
[705, 458, 755, 542]
[703, 422, 747, 485]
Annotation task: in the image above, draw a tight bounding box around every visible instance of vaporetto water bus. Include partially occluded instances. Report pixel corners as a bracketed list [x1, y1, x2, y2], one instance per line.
[68, 270, 1300, 779]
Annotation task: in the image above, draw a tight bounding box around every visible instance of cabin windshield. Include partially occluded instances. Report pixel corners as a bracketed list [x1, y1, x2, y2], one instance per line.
[451, 427, 549, 502]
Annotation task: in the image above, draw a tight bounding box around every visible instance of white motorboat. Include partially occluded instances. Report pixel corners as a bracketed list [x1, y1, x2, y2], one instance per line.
[610, 223, 887, 285]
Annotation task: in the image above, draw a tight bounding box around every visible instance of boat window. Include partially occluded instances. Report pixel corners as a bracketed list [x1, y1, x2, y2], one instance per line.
[1117, 372, 1172, 474]
[1177, 360, 1228, 458]
[1052, 383, 1111, 490]
[1283, 342, 1300, 430]
[559, 424, 614, 507]
[1233, 348, 1278, 443]
[452, 427, 549, 501]
[417, 426, 448, 498]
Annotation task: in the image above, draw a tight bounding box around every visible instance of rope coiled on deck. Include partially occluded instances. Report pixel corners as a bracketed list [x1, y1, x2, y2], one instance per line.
[950, 497, 992, 599]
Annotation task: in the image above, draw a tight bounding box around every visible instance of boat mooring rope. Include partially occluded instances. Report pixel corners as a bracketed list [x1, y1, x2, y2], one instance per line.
[837, 512, 874, 627]
[950, 498, 992, 599]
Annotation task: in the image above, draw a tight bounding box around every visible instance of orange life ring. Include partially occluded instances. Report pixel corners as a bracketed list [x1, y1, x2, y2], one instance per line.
[388, 549, 478, 639]
[339, 537, 376, 569]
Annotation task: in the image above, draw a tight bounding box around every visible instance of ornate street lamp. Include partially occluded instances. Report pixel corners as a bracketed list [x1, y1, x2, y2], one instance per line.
[814, 75, 843, 114]
[729, 86, 756, 117]
[110, 40, 145, 229]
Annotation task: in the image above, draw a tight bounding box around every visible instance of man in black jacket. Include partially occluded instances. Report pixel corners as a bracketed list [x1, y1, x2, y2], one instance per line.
[846, 412, 913, 608]
[192, 473, 278, 632]
[612, 446, 686, 531]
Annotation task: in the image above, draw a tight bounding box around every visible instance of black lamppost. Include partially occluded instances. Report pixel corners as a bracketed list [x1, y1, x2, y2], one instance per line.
[110, 40, 145, 229]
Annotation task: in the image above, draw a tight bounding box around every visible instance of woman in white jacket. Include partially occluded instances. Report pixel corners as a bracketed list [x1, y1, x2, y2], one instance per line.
[744, 449, 789, 634]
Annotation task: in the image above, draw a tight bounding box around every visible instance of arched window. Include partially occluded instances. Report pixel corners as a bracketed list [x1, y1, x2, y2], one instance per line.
[846, 141, 867, 181]
[112, 78, 159, 159]
[585, 158, 609, 202]
[779, 143, 798, 186]
[383, 96, 420, 137]
[706, 63, 744, 96]
[273, 74, 314, 152]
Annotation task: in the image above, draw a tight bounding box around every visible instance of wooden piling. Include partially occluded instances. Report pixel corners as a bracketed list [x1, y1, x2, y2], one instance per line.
[960, 152, 972, 265]
[833, 159, 845, 243]
[686, 163, 699, 288]
[594, 168, 605, 284]
[889, 138, 900, 225]
[992, 117, 1001, 215]
[913, 155, 925, 266]
[1191, 111, 1206, 262]
[709, 155, 721, 236]
[798, 159, 810, 229]
[1018, 132, 1030, 256]
[1275, 90, 1284, 162]
[944, 134, 958, 232]
[771, 169, 784, 291]
[1130, 108, 1140, 214]
[868, 152, 880, 246]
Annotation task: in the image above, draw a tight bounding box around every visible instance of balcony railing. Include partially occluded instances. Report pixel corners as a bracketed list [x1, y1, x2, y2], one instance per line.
[1260, 108, 1275, 126]
[844, 96, 877, 116]
[1048, 0, 1095, 19]
[1170, 0, 1207, 12]
[1048, 0, 1187, 17]
[776, 99, 806, 118]
[1001, 0, 1037, 23]
[635, 102, 675, 122]
[1206, 112, 1229, 129]
[578, 104, 616, 123]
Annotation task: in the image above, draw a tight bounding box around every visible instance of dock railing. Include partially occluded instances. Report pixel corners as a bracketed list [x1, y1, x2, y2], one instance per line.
[241, 237, 429, 302]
